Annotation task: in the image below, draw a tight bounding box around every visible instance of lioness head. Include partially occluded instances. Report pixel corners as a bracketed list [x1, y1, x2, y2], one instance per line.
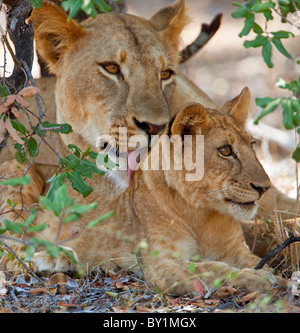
[162, 88, 271, 221]
[30, 1, 189, 186]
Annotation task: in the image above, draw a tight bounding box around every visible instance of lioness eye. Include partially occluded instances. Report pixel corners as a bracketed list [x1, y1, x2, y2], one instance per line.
[218, 145, 235, 157]
[160, 69, 173, 80]
[102, 63, 120, 75]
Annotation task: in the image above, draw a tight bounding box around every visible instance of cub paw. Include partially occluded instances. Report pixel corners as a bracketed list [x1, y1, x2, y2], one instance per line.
[30, 246, 79, 276]
[233, 268, 285, 292]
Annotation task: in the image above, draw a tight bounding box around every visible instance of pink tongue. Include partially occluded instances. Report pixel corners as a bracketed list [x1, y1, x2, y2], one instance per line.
[127, 151, 137, 184]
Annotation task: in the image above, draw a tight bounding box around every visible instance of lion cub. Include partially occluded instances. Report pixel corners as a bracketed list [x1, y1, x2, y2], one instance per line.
[128, 87, 285, 295]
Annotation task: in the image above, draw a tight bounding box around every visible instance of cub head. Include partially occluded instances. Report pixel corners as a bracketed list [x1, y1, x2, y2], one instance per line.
[30, 1, 189, 156]
[165, 87, 271, 221]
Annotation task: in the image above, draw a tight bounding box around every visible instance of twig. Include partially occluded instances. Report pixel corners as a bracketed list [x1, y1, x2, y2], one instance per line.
[254, 231, 300, 270]
[0, 239, 48, 288]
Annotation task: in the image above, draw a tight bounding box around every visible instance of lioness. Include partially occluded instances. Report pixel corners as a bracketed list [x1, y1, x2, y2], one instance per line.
[1, 88, 286, 294]
[26, 0, 296, 216]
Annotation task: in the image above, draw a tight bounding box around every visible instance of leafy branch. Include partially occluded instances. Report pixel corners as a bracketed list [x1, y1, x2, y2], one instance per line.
[232, 0, 300, 162]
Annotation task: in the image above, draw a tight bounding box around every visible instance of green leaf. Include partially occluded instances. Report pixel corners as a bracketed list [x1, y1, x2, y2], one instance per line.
[42, 121, 73, 134]
[271, 30, 294, 39]
[32, 238, 63, 258]
[262, 40, 273, 68]
[239, 12, 255, 37]
[292, 145, 300, 162]
[250, 1, 275, 13]
[24, 245, 36, 262]
[254, 97, 282, 123]
[255, 96, 274, 107]
[88, 151, 98, 159]
[82, 146, 92, 159]
[27, 223, 47, 233]
[271, 37, 293, 59]
[65, 202, 97, 215]
[82, 1, 98, 17]
[3, 219, 24, 234]
[55, 184, 74, 210]
[244, 34, 268, 48]
[282, 99, 295, 129]
[39, 196, 60, 216]
[27, 137, 38, 158]
[252, 23, 264, 34]
[0, 175, 31, 186]
[80, 159, 104, 175]
[232, 6, 249, 18]
[67, 170, 93, 197]
[87, 211, 115, 229]
[292, 99, 300, 126]
[24, 208, 38, 227]
[95, 0, 112, 13]
[10, 120, 29, 136]
[0, 82, 9, 98]
[62, 0, 82, 19]
[46, 172, 67, 201]
[28, 0, 43, 8]
[14, 150, 26, 165]
[68, 144, 82, 158]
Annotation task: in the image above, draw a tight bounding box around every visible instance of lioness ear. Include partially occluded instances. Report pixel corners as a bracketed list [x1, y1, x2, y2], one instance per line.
[171, 103, 209, 136]
[149, 0, 190, 64]
[220, 87, 251, 129]
[29, 1, 85, 73]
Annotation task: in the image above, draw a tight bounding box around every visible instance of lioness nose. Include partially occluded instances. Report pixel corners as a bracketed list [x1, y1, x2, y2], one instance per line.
[250, 183, 270, 198]
[134, 118, 166, 136]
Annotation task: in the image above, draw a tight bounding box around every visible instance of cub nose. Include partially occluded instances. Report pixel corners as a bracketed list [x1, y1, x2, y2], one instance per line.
[250, 183, 270, 198]
[133, 118, 166, 136]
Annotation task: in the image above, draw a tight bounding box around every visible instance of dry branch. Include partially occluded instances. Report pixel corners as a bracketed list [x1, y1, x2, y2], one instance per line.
[255, 231, 300, 270]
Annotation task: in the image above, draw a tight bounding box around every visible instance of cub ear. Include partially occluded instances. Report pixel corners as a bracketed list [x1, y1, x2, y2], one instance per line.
[29, 1, 85, 73]
[220, 87, 251, 129]
[149, 0, 190, 64]
[171, 103, 209, 136]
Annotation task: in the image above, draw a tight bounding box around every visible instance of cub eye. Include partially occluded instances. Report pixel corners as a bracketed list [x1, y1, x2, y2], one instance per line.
[218, 145, 235, 158]
[160, 69, 173, 80]
[102, 63, 120, 75]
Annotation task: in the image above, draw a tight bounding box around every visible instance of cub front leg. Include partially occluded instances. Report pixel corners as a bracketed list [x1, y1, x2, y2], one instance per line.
[141, 257, 284, 296]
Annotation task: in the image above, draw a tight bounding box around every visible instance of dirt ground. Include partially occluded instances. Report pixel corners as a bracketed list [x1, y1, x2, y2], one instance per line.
[0, 0, 300, 313]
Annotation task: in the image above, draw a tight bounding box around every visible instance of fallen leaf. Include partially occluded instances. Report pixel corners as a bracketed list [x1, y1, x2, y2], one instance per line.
[58, 302, 80, 308]
[105, 291, 119, 298]
[115, 281, 124, 289]
[169, 298, 180, 306]
[193, 279, 205, 296]
[204, 299, 220, 306]
[215, 286, 237, 298]
[109, 272, 118, 281]
[48, 272, 69, 285]
[29, 287, 48, 294]
[237, 291, 259, 304]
